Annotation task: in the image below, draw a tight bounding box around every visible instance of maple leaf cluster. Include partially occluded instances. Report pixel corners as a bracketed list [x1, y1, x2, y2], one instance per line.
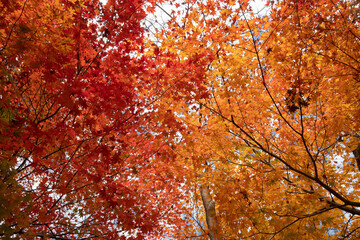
[1, 0, 360, 239]
[0, 0, 187, 239]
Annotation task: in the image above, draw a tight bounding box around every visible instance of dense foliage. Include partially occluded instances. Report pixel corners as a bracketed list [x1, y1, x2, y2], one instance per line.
[1, 0, 360, 239]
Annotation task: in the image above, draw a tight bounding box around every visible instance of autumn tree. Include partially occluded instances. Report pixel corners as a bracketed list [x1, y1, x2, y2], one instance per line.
[0, 0, 189, 238]
[154, 0, 360, 238]
[3, 0, 360, 238]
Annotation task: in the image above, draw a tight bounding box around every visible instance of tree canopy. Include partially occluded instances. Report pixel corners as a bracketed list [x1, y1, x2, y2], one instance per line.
[1, 0, 360, 239]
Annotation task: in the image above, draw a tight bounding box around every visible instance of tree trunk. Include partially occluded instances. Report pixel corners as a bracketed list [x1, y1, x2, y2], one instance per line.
[200, 184, 219, 240]
[353, 142, 360, 171]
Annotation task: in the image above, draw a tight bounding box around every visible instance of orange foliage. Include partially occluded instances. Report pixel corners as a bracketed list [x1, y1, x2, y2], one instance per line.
[156, 0, 360, 239]
[2, 0, 360, 239]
